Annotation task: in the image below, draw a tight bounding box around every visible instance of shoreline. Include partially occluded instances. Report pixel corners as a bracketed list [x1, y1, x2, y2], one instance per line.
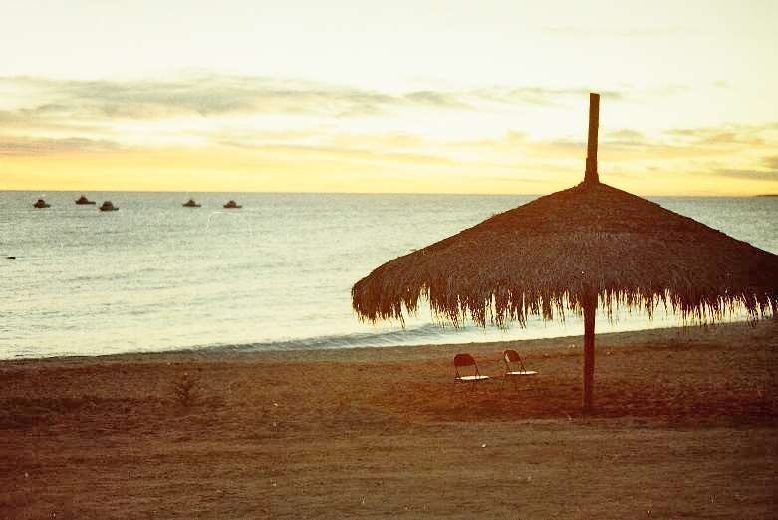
[2, 317, 768, 365]
[2, 319, 776, 518]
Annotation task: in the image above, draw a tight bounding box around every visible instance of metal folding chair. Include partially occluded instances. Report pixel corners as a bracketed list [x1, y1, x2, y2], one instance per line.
[502, 349, 537, 389]
[454, 353, 490, 392]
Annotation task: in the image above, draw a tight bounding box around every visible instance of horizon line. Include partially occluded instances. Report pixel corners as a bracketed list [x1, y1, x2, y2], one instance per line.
[2, 188, 773, 198]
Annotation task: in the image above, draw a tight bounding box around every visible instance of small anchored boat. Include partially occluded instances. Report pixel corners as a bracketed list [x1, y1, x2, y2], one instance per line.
[33, 199, 50, 208]
[223, 200, 242, 209]
[182, 199, 201, 208]
[75, 195, 96, 205]
[99, 201, 119, 211]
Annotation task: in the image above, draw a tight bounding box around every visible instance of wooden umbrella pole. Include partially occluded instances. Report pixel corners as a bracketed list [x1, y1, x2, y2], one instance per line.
[582, 92, 600, 412]
[584, 93, 600, 184]
[582, 291, 597, 413]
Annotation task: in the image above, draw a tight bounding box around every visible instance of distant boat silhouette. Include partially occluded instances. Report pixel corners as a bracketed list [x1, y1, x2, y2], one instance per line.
[75, 195, 96, 205]
[33, 199, 50, 209]
[183, 199, 201, 208]
[99, 201, 119, 211]
[223, 200, 242, 209]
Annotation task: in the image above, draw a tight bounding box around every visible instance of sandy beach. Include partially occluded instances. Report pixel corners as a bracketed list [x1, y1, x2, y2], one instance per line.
[1, 319, 776, 519]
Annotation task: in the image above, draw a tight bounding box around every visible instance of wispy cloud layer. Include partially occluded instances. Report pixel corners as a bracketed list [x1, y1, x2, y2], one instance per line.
[468, 86, 623, 106]
[0, 74, 633, 125]
[762, 156, 778, 170]
[714, 169, 778, 182]
[0, 136, 120, 156]
[2, 75, 405, 120]
[665, 125, 769, 146]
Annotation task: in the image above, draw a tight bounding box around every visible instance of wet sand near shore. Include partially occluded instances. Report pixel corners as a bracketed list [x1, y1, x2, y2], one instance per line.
[1, 320, 776, 519]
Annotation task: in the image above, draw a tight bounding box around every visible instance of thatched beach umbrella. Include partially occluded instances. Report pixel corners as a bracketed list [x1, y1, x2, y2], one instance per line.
[352, 93, 778, 413]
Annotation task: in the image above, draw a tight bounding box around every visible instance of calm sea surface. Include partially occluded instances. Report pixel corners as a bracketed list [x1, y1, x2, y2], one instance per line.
[1, 191, 776, 359]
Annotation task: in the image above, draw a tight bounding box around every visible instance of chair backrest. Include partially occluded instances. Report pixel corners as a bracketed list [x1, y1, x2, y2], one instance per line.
[454, 353, 479, 378]
[503, 349, 526, 372]
[454, 353, 475, 367]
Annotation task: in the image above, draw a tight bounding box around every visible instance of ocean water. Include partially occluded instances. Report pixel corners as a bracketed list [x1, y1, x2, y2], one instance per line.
[1, 191, 776, 359]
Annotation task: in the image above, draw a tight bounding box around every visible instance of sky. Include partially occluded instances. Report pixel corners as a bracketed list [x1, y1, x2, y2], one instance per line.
[1, 0, 777, 195]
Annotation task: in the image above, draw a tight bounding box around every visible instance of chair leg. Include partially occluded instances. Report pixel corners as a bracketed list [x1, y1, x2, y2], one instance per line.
[454, 381, 471, 396]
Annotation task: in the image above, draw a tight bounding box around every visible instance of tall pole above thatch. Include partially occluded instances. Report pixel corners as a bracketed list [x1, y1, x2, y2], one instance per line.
[584, 93, 600, 184]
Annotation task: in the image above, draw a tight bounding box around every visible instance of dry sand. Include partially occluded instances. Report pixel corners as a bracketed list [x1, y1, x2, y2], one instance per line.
[1, 320, 777, 519]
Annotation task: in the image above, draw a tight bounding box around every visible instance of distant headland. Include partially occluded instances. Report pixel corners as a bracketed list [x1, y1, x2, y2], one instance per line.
[755, 194, 778, 197]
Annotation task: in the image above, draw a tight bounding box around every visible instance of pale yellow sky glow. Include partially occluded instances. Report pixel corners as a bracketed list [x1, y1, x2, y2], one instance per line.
[2, 0, 777, 195]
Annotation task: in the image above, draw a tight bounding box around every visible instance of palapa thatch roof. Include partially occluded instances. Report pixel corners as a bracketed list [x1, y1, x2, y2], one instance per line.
[352, 181, 778, 327]
[353, 93, 776, 414]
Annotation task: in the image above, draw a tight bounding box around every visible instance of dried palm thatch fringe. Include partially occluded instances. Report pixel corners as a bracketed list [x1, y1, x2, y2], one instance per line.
[352, 182, 778, 328]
